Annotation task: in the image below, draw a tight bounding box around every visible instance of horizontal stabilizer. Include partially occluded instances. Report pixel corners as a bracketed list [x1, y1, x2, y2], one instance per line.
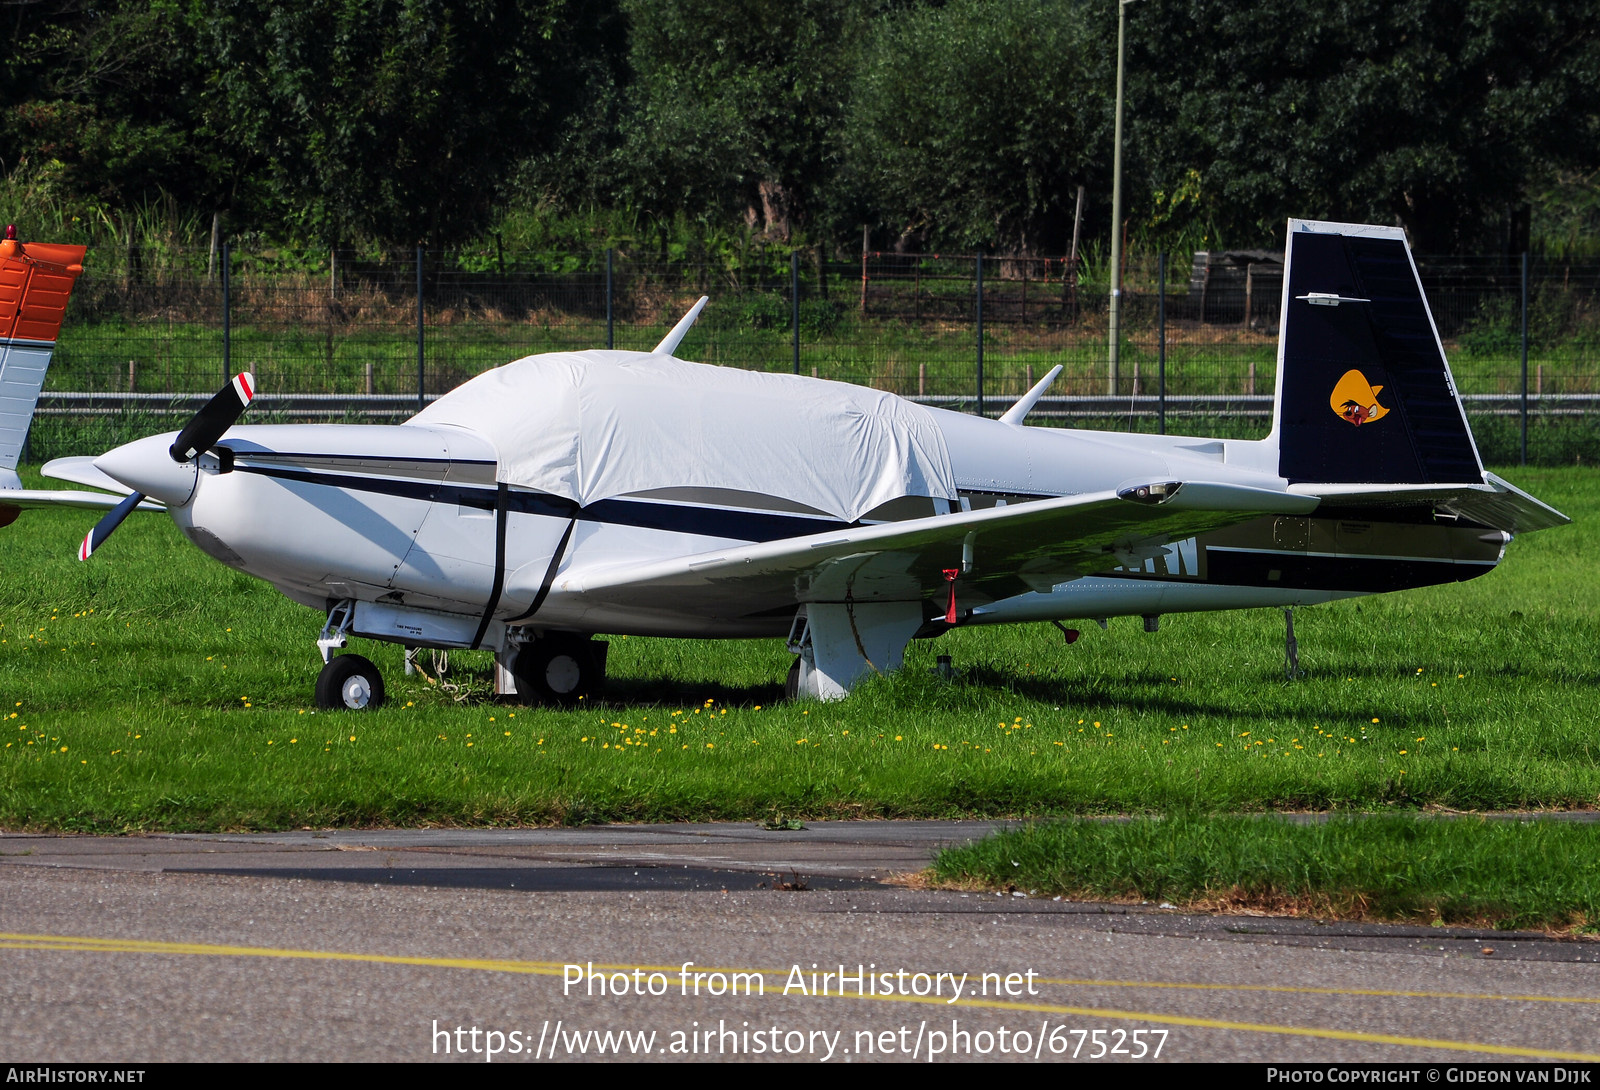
[1449, 473, 1569, 534]
[1290, 476, 1568, 535]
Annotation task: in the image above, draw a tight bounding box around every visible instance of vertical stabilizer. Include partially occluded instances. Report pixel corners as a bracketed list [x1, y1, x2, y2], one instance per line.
[0, 232, 86, 483]
[1270, 220, 1482, 485]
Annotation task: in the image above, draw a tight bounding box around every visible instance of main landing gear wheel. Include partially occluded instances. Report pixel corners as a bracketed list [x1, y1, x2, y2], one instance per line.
[513, 636, 602, 705]
[315, 653, 386, 711]
[784, 657, 802, 702]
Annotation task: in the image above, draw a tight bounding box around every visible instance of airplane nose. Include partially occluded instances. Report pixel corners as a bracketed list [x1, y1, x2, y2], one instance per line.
[94, 433, 198, 507]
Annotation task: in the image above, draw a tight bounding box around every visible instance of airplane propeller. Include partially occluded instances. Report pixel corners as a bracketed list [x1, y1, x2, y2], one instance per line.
[78, 371, 255, 560]
[170, 371, 255, 463]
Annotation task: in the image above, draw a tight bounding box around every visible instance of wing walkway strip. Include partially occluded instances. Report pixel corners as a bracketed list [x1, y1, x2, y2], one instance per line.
[3, 932, 1598, 1061]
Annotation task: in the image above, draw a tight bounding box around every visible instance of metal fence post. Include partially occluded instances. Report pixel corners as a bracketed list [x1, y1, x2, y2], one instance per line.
[975, 254, 984, 416]
[416, 246, 425, 412]
[221, 240, 231, 385]
[1158, 251, 1167, 435]
[791, 250, 801, 375]
[605, 248, 614, 350]
[1520, 251, 1529, 466]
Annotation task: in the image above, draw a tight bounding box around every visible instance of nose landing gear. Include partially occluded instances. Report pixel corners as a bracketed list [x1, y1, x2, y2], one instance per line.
[312, 598, 386, 710]
[315, 653, 386, 710]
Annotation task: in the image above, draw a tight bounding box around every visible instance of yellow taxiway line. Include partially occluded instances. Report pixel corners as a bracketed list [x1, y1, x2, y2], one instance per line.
[3, 932, 1597, 1062]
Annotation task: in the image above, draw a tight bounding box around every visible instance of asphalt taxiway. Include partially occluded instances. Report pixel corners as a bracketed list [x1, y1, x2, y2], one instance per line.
[2, 822, 1598, 1063]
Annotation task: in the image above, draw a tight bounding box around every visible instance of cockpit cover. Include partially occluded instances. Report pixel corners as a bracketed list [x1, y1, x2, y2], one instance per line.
[408, 350, 957, 522]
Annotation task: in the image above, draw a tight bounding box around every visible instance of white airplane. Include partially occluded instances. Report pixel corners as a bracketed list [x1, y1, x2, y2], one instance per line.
[35, 219, 1566, 709]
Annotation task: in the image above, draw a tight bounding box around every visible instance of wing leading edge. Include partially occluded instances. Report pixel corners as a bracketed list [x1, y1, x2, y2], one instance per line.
[550, 480, 1318, 623]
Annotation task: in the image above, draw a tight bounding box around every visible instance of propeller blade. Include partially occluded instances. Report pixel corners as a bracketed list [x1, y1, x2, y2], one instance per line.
[78, 490, 145, 560]
[169, 371, 255, 463]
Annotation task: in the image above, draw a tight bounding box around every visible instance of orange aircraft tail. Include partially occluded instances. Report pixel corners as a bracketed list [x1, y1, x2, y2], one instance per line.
[0, 227, 87, 483]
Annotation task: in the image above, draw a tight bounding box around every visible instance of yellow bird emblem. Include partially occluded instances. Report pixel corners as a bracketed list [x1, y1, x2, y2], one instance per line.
[1329, 369, 1389, 426]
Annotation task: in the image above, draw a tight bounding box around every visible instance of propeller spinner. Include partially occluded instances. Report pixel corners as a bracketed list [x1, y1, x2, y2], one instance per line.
[78, 371, 255, 560]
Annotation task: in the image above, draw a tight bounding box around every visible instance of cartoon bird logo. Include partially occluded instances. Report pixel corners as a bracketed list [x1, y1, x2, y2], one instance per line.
[1329, 369, 1390, 426]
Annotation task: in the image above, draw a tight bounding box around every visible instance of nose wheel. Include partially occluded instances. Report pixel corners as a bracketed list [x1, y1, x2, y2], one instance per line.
[315, 653, 386, 711]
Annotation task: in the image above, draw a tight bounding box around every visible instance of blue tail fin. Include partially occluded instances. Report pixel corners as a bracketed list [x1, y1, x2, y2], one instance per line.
[1271, 219, 1483, 486]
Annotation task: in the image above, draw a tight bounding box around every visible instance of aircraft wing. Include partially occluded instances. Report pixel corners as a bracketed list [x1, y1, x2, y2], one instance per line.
[2, 458, 166, 517]
[0, 489, 164, 512]
[40, 455, 143, 496]
[553, 480, 1317, 622]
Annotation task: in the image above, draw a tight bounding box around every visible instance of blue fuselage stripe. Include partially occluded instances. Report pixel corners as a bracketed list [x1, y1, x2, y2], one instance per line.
[229, 463, 851, 542]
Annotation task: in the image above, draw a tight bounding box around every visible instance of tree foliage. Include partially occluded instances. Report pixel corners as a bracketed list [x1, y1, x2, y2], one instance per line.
[1129, 0, 1600, 252]
[604, 0, 871, 239]
[839, 0, 1110, 254]
[3, 0, 1598, 252]
[1, 1, 226, 216]
[199, 0, 625, 245]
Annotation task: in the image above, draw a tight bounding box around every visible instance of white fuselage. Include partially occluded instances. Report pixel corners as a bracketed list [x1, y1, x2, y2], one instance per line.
[114, 389, 1493, 652]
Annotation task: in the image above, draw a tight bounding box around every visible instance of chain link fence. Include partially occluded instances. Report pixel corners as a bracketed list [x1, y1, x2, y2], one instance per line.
[28, 244, 1600, 466]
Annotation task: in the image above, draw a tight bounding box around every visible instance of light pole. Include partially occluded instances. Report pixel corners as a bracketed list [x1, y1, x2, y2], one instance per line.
[1108, 0, 1137, 395]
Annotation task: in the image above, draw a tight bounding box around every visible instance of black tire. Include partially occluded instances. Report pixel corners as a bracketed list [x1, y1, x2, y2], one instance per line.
[315, 653, 386, 711]
[513, 636, 601, 705]
[784, 657, 802, 702]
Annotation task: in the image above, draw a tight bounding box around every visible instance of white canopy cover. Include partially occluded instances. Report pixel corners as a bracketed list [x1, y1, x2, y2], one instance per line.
[409, 350, 957, 523]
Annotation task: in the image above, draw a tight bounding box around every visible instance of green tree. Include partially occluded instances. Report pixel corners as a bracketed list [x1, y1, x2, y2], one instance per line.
[606, 0, 874, 239]
[200, 0, 625, 246]
[0, 0, 235, 225]
[837, 0, 1111, 254]
[1129, 0, 1600, 252]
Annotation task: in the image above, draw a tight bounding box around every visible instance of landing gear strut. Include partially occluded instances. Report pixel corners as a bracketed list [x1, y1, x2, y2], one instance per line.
[311, 599, 386, 710]
[783, 601, 923, 701]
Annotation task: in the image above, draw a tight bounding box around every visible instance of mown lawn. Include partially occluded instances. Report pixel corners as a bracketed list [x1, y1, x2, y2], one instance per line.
[931, 814, 1600, 931]
[1, 465, 1595, 832]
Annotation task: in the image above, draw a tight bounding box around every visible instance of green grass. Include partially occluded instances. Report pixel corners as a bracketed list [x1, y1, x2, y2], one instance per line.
[0, 466, 1596, 832]
[930, 814, 1600, 931]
